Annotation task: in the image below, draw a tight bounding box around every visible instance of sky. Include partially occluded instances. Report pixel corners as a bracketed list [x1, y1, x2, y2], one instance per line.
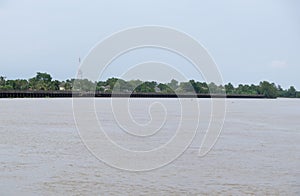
[0, 0, 299, 89]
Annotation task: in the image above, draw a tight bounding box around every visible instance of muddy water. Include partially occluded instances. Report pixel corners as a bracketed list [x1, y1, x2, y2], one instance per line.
[0, 98, 299, 195]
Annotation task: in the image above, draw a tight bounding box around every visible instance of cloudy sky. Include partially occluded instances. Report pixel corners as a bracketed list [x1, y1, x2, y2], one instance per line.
[0, 0, 299, 89]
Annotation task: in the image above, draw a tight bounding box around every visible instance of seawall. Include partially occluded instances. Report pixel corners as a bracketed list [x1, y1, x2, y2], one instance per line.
[0, 91, 266, 99]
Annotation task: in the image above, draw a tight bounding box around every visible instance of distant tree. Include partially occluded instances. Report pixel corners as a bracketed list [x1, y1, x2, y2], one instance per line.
[36, 72, 52, 83]
[12, 79, 29, 90]
[235, 84, 257, 95]
[72, 78, 96, 91]
[259, 81, 278, 98]
[189, 80, 200, 93]
[28, 72, 53, 90]
[225, 83, 234, 94]
[286, 86, 296, 98]
[277, 85, 285, 97]
[1, 73, 300, 99]
[0, 76, 6, 86]
[208, 82, 223, 94]
[128, 80, 143, 92]
[167, 79, 179, 91]
[106, 78, 119, 89]
[178, 82, 194, 93]
[198, 82, 209, 94]
[0, 77, 13, 91]
[64, 79, 73, 90]
[113, 79, 134, 92]
[96, 81, 106, 92]
[135, 81, 157, 93]
[50, 80, 61, 90]
[157, 83, 174, 93]
[28, 77, 35, 89]
[0, 85, 13, 90]
[250, 84, 259, 95]
[81, 79, 96, 91]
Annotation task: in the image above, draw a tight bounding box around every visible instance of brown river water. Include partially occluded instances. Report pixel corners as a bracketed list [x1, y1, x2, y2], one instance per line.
[0, 98, 299, 195]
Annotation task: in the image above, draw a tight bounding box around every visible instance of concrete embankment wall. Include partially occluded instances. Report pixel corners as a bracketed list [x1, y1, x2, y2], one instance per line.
[0, 91, 266, 99]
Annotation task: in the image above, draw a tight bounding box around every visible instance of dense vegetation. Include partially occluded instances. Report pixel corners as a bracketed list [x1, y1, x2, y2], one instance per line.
[0, 72, 299, 98]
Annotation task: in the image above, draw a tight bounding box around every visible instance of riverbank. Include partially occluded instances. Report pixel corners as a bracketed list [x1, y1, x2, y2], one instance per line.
[0, 90, 266, 99]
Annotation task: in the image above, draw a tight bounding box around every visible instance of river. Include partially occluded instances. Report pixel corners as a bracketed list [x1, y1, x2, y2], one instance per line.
[0, 98, 299, 195]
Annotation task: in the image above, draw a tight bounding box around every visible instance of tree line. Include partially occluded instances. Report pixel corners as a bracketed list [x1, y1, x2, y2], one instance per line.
[0, 72, 299, 98]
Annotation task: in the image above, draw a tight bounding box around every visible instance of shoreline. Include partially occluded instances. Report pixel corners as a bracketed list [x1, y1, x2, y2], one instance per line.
[0, 90, 266, 99]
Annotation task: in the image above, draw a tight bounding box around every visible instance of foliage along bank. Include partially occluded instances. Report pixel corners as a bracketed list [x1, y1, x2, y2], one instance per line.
[0, 72, 299, 99]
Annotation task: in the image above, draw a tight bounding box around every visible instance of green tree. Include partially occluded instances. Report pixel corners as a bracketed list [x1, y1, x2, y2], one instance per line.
[0, 76, 6, 86]
[157, 83, 174, 93]
[113, 79, 134, 92]
[198, 82, 209, 94]
[36, 72, 52, 83]
[64, 79, 73, 90]
[135, 81, 157, 93]
[72, 79, 95, 91]
[286, 86, 296, 98]
[50, 80, 61, 90]
[225, 83, 234, 94]
[11, 79, 29, 90]
[178, 82, 194, 93]
[167, 79, 179, 91]
[0, 85, 13, 90]
[189, 80, 200, 93]
[208, 82, 220, 94]
[29, 72, 53, 90]
[106, 78, 119, 89]
[250, 84, 259, 95]
[259, 81, 278, 98]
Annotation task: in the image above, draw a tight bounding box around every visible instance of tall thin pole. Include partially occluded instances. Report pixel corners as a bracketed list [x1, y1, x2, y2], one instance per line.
[78, 57, 83, 80]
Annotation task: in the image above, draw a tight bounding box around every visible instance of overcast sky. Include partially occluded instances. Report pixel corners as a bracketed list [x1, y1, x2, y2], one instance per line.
[0, 0, 299, 89]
